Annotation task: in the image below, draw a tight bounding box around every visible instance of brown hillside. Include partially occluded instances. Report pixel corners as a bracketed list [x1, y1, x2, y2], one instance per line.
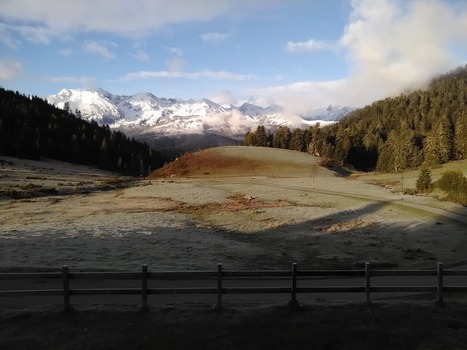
[149, 148, 267, 178]
[149, 146, 329, 178]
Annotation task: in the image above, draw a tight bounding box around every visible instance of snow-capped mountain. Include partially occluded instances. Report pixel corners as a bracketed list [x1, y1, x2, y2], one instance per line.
[48, 88, 125, 125]
[238, 102, 282, 117]
[302, 104, 357, 123]
[47, 88, 356, 140]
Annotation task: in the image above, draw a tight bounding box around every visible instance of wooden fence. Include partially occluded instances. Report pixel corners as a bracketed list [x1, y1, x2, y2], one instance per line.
[1, 262, 467, 311]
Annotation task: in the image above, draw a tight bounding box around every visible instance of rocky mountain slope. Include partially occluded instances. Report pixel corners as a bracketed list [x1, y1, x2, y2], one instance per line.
[47, 88, 355, 140]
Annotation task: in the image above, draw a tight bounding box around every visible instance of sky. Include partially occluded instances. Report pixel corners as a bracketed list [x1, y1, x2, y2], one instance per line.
[1, 0, 467, 113]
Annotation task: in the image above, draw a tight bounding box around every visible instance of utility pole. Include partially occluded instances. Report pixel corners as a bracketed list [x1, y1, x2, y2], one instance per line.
[311, 164, 317, 189]
[400, 170, 404, 201]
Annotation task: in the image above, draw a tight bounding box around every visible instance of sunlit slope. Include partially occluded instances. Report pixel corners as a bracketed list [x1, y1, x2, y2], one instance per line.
[149, 146, 334, 178]
[356, 158, 467, 190]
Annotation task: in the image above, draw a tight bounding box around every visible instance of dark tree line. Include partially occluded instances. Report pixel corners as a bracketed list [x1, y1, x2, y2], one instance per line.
[244, 65, 467, 172]
[244, 125, 310, 152]
[0, 88, 168, 176]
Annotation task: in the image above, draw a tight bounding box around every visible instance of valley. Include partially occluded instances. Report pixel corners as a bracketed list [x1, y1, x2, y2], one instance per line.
[1, 146, 466, 272]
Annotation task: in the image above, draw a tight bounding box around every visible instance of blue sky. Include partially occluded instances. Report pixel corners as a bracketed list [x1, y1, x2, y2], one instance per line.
[1, 0, 467, 112]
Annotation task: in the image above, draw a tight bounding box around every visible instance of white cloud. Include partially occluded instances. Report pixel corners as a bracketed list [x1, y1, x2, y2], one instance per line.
[339, 0, 467, 101]
[253, 80, 347, 114]
[0, 22, 67, 48]
[285, 39, 336, 53]
[15, 25, 65, 44]
[266, 0, 467, 112]
[83, 41, 117, 61]
[0, 59, 23, 80]
[0, 24, 20, 49]
[132, 50, 149, 62]
[123, 70, 254, 81]
[201, 32, 228, 43]
[0, 0, 284, 37]
[210, 90, 238, 106]
[169, 47, 184, 56]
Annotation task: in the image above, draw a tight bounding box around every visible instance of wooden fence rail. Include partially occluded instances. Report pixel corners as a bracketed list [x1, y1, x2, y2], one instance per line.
[1, 262, 467, 311]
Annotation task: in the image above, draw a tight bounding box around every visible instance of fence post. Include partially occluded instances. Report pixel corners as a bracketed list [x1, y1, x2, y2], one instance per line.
[289, 262, 298, 306]
[216, 263, 223, 310]
[142, 264, 148, 311]
[365, 262, 371, 305]
[62, 265, 71, 312]
[437, 262, 443, 305]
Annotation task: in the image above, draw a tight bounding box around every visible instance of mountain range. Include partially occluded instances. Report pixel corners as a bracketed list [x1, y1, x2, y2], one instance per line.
[47, 88, 356, 149]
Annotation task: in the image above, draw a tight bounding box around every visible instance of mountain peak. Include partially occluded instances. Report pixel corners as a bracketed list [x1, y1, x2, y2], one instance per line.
[46, 87, 355, 138]
[302, 104, 357, 122]
[239, 102, 283, 117]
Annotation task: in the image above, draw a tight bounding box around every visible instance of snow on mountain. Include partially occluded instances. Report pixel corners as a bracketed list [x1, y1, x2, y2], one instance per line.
[238, 102, 282, 117]
[302, 104, 356, 123]
[47, 88, 125, 125]
[46, 88, 356, 139]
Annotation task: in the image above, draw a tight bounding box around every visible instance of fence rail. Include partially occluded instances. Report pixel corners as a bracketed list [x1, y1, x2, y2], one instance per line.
[1, 262, 467, 311]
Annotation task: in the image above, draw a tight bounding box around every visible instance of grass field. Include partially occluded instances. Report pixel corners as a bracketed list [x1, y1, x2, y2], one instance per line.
[3, 300, 467, 349]
[2, 147, 467, 271]
[355, 159, 467, 193]
[2, 147, 467, 349]
[150, 146, 330, 178]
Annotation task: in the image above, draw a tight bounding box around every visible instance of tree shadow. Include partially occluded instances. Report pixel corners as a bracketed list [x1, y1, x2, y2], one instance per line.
[0, 200, 465, 272]
[324, 163, 353, 177]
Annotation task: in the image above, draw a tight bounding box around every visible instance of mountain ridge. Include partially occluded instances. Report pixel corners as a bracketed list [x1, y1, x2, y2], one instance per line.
[47, 88, 356, 140]
[46, 88, 356, 150]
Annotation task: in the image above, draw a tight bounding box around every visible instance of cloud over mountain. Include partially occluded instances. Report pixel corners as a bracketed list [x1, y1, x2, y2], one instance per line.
[264, 0, 467, 112]
[46, 88, 355, 140]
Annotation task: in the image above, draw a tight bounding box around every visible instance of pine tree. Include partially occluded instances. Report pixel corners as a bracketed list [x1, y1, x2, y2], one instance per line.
[423, 115, 454, 166]
[423, 130, 440, 166]
[255, 126, 269, 147]
[307, 124, 321, 155]
[454, 115, 467, 159]
[376, 129, 420, 171]
[291, 128, 305, 151]
[243, 131, 256, 146]
[63, 101, 71, 113]
[273, 126, 291, 149]
[416, 167, 433, 193]
[436, 115, 454, 163]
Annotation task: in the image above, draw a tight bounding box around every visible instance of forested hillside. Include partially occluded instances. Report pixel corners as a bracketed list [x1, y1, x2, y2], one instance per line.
[0, 88, 167, 176]
[245, 65, 467, 172]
